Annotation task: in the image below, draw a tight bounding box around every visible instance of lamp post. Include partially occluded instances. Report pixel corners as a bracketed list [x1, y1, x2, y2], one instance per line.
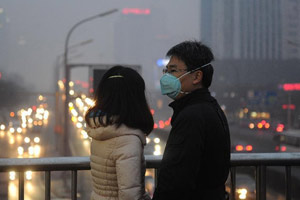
[63, 9, 118, 156]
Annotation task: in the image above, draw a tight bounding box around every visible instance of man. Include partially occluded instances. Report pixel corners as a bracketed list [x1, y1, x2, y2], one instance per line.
[152, 41, 231, 200]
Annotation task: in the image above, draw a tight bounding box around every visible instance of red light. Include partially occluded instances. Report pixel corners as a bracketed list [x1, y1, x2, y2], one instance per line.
[245, 145, 253, 151]
[257, 123, 263, 129]
[165, 120, 170, 126]
[32, 106, 37, 111]
[282, 104, 296, 110]
[89, 88, 94, 93]
[150, 109, 155, 115]
[290, 105, 296, 110]
[122, 8, 151, 15]
[276, 124, 284, 132]
[89, 77, 93, 82]
[159, 120, 165, 129]
[283, 84, 293, 91]
[275, 146, 280, 151]
[154, 123, 158, 129]
[236, 145, 244, 151]
[277, 127, 283, 132]
[265, 123, 270, 129]
[282, 105, 288, 109]
[281, 146, 287, 152]
[10, 112, 15, 117]
[261, 120, 266, 125]
[81, 82, 89, 88]
[283, 83, 300, 91]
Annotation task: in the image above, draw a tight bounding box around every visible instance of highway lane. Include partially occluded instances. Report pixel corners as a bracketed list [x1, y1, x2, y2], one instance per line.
[0, 127, 49, 199]
[230, 124, 280, 153]
[144, 124, 300, 199]
[2, 104, 299, 200]
[230, 124, 300, 199]
[0, 98, 71, 200]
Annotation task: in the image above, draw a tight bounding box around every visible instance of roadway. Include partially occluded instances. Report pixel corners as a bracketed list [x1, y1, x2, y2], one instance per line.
[0, 115, 52, 199]
[2, 100, 300, 199]
[230, 123, 300, 199]
[0, 97, 73, 200]
[38, 119, 300, 199]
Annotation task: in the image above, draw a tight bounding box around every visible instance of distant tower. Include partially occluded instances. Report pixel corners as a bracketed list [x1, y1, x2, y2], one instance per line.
[200, 0, 300, 60]
[282, 0, 300, 59]
[0, 7, 11, 69]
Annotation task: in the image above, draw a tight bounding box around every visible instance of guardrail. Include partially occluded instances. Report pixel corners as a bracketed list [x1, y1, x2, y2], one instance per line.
[1, 153, 300, 200]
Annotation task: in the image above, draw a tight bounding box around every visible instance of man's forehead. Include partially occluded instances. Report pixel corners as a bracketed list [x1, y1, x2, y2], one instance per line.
[167, 56, 186, 66]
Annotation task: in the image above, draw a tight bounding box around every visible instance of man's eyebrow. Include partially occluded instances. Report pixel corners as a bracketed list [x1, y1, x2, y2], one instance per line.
[166, 64, 177, 68]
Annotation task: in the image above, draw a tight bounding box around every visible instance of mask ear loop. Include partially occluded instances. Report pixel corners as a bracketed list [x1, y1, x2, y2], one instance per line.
[178, 63, 211, 94]
[189, 63, 211, 73]
[179, 91, 190, 94]
[177, 71, 192, 95]
[177, 71, 192, 80]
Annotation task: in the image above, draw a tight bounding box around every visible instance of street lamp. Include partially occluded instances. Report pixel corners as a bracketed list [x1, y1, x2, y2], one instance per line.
[57, 38, 93, 87]
[63, 9, 118, 156]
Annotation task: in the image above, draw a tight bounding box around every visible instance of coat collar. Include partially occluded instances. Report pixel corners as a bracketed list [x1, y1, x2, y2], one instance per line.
[169, 88, 213, 111]
[169, 88, 215, 124]
[86, 118, 146, 145]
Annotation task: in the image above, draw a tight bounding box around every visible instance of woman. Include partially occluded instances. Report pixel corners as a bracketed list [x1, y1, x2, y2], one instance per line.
[85, 66, 154, 200]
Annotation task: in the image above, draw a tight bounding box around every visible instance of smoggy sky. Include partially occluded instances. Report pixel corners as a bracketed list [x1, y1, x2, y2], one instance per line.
[0, 0, 200, 93]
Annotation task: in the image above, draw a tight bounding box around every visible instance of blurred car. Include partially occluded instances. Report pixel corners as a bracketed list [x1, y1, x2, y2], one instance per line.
[235, 174, 255, 200]
[248, 120, 271, 131]
[144, 135, 166, 156]
[232, 142, 253, 153]
[8, 118, 23, 134]
[273, 129, 300, 152]
[9, 171, 33, 181]
[17, 136, 42, 158]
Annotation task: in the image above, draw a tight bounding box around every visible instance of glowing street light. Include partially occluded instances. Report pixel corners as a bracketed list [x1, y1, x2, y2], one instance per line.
[63, 9, 118, 156]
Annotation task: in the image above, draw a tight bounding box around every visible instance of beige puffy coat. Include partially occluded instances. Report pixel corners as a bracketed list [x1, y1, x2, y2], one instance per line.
[87, 120, 151, 200]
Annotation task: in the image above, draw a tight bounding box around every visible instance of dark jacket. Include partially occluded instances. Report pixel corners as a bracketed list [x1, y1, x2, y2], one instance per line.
[152, 88, 231, 200]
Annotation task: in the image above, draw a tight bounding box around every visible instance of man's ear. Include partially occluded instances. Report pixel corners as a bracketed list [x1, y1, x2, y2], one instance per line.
[192, 71, 203, 84]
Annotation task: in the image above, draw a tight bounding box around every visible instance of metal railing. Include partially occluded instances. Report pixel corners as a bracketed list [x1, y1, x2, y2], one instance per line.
[1, 153, 300, 200]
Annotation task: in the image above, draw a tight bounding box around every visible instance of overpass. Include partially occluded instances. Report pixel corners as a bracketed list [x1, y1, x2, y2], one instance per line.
[1, 153, 300, 200]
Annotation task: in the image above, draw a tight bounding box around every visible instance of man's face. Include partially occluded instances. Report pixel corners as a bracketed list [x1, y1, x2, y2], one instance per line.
[165, 56, 197, 99]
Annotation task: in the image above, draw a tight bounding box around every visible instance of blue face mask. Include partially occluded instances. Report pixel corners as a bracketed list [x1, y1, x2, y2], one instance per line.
[160, 63, 211, 99]
[160, 73, 186, 99]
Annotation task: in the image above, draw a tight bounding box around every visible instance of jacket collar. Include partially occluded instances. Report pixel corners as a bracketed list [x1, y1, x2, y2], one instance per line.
[86, 119, 146, 145]
[169, 88, 215, 124]
[169, 88, 213, 110]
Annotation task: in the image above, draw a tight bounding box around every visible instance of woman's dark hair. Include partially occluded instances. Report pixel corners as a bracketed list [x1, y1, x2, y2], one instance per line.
[166, 40, 214, 88]
[85, 65, 154, 135]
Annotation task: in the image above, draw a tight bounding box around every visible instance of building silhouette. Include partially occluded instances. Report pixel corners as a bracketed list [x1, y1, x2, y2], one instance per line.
[200, 0, 300, 60]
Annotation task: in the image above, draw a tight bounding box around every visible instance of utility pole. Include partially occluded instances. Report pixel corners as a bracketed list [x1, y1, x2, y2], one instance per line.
[63, 9, 118, 156]
[287, 92, 292, 129]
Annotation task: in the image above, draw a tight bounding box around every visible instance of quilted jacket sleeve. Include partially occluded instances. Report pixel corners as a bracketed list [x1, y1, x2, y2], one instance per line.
[114, 135, 150, 200]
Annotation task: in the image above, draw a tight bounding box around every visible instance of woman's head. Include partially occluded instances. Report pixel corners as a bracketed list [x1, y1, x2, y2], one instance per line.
[85, 65, 154, 135]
